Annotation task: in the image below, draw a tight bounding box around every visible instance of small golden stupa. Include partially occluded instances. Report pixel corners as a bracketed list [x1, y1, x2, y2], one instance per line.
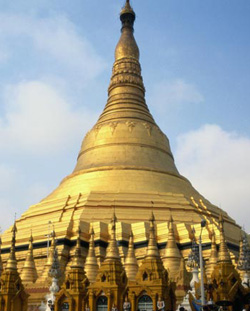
[0, 0, 244, 308]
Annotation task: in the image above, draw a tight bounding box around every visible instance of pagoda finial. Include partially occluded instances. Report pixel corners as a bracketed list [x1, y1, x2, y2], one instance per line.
[146, 213, 159, 258]
[71, 226, 84, 269]
[6, 221, 17, 271]
[115, 0, 138, 62]
[85, 227, 99, 283]
[124, 231, 138, 281]
[237, 231, 250, 275]
[164, 217, 181, 259]
[48, 246, 62, 281]
[105, 214, 120, 261]
[206, 229, 218, 278]
[163, 216, 181, 276]
[210, 229, 218, 263]
[20, 231, 38, 284]
[218, 215, 231, 263]
[47, 230, 56, 265]
[121, 0, 135, 17]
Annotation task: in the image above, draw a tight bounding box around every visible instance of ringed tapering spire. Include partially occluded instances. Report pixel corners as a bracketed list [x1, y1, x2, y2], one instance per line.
[146, 212, 160, 258]
[72, 0, 180, 191]
[21, 232, 38, 284]
[218, 215, 231, 263]
[124, 231, 138, 281]
[206, 230, 218, 278]
[41, 230, 57, 281]
[163, 216, 181, 276]
[71, 226, 84, 269]
[105, 213, 120, 261]
[209, 230, 218, 264]
[85, 227, 99, 283]
[6, 221, 17, 271]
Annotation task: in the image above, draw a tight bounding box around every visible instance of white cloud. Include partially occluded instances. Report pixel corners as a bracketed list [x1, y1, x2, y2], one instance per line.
[0, 165, 16, 191]
[150, 79, 204, 111]
[0, 13, 106, 81]
[0, 80, 97, 155]
[175, 124, 250, 231]
[0, 170, 51, 232]
[0, 198, 16, 232]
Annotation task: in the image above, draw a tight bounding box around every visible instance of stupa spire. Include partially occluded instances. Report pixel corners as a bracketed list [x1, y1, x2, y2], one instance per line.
[72, 0, 179, 188]
[163, 216, 181, 276]
[209, 230, 218, 264]
[48, 230, 56, 265]
[218, 215, 231, 263]
[146, 212, 160, 258]
[71, 226, 84, 269]
[40, 230, 57, 281]
[6, 221, 17, 271]
[21, 232, 38, 284]
[85, 227, 99, 283]
[124, 231, 138, 281]
[206, 230, 218, 278]
[105, 213, 120, 261]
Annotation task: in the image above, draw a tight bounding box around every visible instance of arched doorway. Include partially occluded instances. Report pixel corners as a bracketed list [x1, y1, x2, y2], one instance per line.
[138, 295, 153, 311]
[96, 296, 108, 311]
[61, 302, 69, 311]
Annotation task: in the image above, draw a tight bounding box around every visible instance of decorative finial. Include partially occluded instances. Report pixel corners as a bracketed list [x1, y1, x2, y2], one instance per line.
[105, 214, 120, 261]
[111, 212, 117, 225]
[124, 230, 138, 281]
[49, 247, 62, 280]
[85, 228, 99, 283]
[146, 213, 159, 258]
[163, 216, 181, 275]
[149, 212, 155, 225]
[218, 214, 231, 263]
[20, 232, 38, 284]
[207, 229, 218, 277]
[169, 214, 173, 223]
[71, 226, 83, 269]
[6, 221, 18, 271]
[120, 0, 135, 27]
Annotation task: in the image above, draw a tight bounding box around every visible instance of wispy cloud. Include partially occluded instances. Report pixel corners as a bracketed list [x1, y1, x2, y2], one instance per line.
[0, 13, 106, 82]
[0, 80, 97, 155]
[175, 124, 250, 231]
[149, 79, 204, 112]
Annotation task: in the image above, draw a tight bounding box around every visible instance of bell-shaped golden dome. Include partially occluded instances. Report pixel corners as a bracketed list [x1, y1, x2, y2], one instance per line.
[2, 1, 240, 264]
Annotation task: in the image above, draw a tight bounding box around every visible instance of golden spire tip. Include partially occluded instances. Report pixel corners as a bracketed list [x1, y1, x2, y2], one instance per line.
[149, 211, 155, 222]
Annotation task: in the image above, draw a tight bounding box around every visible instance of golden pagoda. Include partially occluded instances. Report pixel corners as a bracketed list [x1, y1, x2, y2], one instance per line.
[55, 227, 88, 311]
[0, 223, 28, 311]
[163, 216, 182, 279]
[0, 0, 247, 309]
[124, 232, 138, 281]
[20, 233, 38, 285]
[210, 216, 249, 308]
[88, 214, 127, 311]
[127, 213, 175, 310]
[85, 228, 99, 284]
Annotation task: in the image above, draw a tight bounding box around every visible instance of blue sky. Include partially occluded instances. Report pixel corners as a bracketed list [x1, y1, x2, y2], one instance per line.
[0, 0, 250, 232]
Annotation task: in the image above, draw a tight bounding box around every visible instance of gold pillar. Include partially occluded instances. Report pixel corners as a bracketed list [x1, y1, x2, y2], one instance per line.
[89, 291, 95, 311]
[152, 294, 157, 311]
[130, 293, 136, 311]
[107, 291, 112, 311]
